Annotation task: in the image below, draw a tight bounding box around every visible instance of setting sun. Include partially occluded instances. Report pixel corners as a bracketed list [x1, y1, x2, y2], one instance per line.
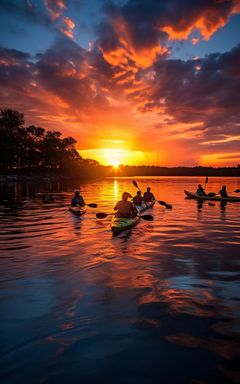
[79, 148, 155, 166]
[1, 2, 240, 384]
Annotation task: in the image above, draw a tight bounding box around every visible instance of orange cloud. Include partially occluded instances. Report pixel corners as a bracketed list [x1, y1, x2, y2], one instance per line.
[45, 0, 75, 39]
[45, 0, 66, 21]
[195, 12, 229, 40]
[99, 0, 240, 55]
[60, 16, 75, 39]
[163, 11, 229, 41]
[1, 4, 240, 169]
[100, 18, 168, 69]
[191, 37, 200, 45]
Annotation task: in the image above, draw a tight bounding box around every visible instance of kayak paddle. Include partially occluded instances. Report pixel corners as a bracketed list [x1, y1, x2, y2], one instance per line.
[207, 192, 217, 197]
[96, 212, 153, 221]
[141, 214, 154, 221]
[132, 180, 142, 193]
[65, 203, 97, 213]
[208, 189, 240, 197]
[96, 212, 115, 218]
[71, 203, 97, 208]
[158, 200, 173, 209]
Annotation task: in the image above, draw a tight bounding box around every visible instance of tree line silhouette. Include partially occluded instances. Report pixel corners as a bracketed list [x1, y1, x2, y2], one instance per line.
[0, 108, 105, 178]
[1, 108, 239, 179]
[112, 165, 240, 177]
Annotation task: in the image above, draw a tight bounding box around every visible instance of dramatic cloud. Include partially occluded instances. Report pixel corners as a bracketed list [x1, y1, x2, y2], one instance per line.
[0, 47, 34, 94]
[45, 0, 66, 21]
[0, 38, 139, 149]
[44, 0, 75, 38]
[35, 37, 112, 109]
[146, 44, 240, 140]
[0, 0, 240, 165]
[0, 0, 76, 39]
[96, 0, 240, 68]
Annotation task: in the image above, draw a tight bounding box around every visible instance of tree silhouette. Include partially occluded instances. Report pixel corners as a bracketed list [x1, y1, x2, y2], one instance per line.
[0, 108, 105, 178]
[1, 109, 239, 178]
[0, 109, 26, 169]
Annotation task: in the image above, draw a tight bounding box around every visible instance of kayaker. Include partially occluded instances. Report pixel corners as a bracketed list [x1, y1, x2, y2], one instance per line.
[114, 192, 138, 218]
[71, 190, 85, 207]
[218, 185, 228, 198]
[133, 191, 143, 205]
[143, 187, 155, 202]
[196, 184, 206, 196]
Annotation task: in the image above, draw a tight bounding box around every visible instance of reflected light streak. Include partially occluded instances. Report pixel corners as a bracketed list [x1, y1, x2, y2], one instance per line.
[114, 179, 118, 198]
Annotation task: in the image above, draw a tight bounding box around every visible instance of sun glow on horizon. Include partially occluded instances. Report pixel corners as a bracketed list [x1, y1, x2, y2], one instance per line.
[201, 152, 240, 166]
[79, 148, 156, 166]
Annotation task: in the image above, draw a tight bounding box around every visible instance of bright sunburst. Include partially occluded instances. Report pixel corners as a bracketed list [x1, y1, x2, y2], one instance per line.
[79, 148, 150, 166]
[112, 162, 120, 169]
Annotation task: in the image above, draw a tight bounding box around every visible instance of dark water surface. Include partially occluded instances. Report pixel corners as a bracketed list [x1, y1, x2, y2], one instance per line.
[0, 177, 240, 384]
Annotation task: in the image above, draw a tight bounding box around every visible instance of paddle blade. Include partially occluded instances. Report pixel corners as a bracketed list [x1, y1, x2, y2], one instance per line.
[158, 200, 166, 206]
[158, 200, 172, 209]
[205, 176, 209, 184]
[88, 203, 97, 208]
[140, 214, 154, 221]
[132, 180, 139, 188]
[96, 212, 108, 219]
[234, 189, 240, 193]
[207, 192, 216, 197]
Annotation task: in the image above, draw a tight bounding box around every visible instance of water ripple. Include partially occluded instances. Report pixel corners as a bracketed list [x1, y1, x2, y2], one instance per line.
[0, 177, 240, 384]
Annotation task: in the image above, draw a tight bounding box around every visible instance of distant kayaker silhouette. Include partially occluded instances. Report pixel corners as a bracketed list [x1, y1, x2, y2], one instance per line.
[133, 191, 143, 205]
[143, 187, 155, 202]
[196, 184, 206, 196]
[218, 185, 228, 198]
[71, 189, 85, 207]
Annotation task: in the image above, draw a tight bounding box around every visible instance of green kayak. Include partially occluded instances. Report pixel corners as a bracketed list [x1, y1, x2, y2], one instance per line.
[69, 206, 86, 216]
[184, 190, 240, 202]
[111, 200, 155, 234]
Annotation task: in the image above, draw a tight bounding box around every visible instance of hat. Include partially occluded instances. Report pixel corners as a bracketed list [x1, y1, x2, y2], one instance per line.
[122, 192, 132, 199]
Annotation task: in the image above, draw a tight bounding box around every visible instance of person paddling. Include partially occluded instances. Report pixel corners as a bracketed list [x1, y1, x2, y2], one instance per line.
[143, 187, 155, 202]
[71, 190, 85, 207]
[218, 185, 228, 198]
[196, 184, 206, 196]
[133, 191, 143, 205]
[114, 192, 138, 218]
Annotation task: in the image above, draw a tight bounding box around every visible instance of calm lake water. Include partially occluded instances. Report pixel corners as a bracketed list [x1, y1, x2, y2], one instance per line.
[0, 176, 240, 384]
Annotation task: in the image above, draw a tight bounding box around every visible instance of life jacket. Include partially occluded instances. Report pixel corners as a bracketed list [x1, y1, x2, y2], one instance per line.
[71, 195, 85, 207]
[143, 191, 154, 201]
[115, 200, 135, 218]
[133, 195, 143, 205]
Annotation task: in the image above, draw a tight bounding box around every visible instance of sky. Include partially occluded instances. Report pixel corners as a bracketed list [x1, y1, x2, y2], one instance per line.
[0, 0, 240, 167]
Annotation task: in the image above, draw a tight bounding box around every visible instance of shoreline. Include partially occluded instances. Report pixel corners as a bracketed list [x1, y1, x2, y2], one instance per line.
[1, 172, 239, 183]
[0, 174, 104, 183]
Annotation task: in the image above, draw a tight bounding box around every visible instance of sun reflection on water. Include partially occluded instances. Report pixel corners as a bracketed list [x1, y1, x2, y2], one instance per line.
[0, 177, 239, 384]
